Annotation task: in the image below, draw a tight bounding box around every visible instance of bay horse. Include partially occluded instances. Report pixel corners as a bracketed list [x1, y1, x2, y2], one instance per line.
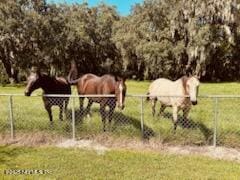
[147, 76, 200, 130]
[24, 68, 71, 122]
[68, 66, 127, 131]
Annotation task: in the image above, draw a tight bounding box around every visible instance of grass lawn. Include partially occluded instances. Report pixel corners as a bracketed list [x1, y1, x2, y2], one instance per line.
[0, 81, 240, 147]
[0, 145, 240, 179]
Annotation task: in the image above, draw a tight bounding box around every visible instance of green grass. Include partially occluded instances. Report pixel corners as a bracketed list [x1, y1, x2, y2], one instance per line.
[0, 146, 240, 179]
[0, 81, 240, 147]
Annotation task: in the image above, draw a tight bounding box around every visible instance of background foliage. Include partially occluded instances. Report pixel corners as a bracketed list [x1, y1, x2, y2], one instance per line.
[0, 0, 240, 83]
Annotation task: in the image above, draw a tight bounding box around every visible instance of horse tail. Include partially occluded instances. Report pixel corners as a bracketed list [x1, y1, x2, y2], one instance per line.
[67, 75, 80, 85]
[67, 61, 79, 85]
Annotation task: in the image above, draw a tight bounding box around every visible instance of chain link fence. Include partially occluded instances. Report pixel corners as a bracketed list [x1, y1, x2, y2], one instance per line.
[0, 94, 240, 148]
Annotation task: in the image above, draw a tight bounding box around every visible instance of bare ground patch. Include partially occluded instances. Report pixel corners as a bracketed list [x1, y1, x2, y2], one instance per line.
[56, 135, 240, 162]
[1, 132, 240, 162]
[0, 132, 67, 146]
[165, 146, 240, 162]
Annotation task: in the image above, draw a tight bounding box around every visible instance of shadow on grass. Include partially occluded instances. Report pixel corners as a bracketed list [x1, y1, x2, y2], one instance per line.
[66, 108, 155, 140]
[0, 145, 33, 168]
[112, 111, 155, 139]
[160, 112, 213, 144]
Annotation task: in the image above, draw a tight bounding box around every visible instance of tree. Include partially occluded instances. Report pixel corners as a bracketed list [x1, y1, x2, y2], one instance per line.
[113, 0, 240, 81]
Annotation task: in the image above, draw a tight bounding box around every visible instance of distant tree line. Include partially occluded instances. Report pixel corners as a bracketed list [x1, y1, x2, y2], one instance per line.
[0, 0, 240, 84]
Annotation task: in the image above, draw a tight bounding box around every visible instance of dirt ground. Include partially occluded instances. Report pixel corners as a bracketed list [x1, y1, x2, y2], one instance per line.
[1, 133, 240, 163]
[58, 138, 240, 162]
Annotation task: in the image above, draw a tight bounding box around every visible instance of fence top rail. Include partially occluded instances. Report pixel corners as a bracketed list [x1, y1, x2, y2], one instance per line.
[0, 94, 115, 98]
[1, 93, 240, 98]
[128, 94, 240, 98]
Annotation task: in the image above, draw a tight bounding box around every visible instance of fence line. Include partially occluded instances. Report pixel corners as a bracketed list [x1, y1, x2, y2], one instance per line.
[8, 95, 14, 139]
[213, 98, 218, 147]
[0, 94, 240, 148]
[1, 93, 240, 98]
[71, 96, 76, 140]
[140, 96, 144, 139]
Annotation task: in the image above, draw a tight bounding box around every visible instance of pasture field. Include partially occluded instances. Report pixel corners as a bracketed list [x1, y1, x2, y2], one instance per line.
[0, 81, 240, 147]
[0, 146, 240, 179]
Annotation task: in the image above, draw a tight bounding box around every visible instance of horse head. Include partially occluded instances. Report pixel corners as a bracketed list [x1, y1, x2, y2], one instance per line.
[24, 67, 42, 96]
[185, 76, 200, 105]
[115, 76, 127, 110]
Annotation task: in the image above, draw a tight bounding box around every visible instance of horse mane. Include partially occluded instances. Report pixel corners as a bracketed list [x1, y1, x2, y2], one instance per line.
[40, 73, 68, 84]
[40, 73, 55, 81]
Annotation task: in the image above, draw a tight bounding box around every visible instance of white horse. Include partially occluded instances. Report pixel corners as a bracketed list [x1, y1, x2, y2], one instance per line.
[147, 76, 200, 130]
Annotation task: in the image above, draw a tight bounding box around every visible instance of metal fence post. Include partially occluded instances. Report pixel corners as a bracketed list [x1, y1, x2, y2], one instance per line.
[213, 97, 219, 147]
[71, 96, 76, 140]
[8, 95, 14, 139]
[140, 96, 144, 139]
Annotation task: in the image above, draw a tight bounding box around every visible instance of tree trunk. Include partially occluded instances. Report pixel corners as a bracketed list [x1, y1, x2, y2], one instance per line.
[0, 58, 18, 84]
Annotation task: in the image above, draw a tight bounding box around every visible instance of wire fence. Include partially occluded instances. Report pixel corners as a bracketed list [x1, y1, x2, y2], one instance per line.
[0, 94, 240, 148]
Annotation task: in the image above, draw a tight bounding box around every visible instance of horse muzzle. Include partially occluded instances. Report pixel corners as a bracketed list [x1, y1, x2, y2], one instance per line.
[191, 101, 198, 105]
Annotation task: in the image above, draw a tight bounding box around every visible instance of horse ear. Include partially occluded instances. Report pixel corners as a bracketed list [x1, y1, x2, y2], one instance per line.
[196, 75, 201, 80]
[195, 72, 201, 80]
[115, 76, 126, 82]
[187, 72, 192, 77]
[185, 68, 193, 77]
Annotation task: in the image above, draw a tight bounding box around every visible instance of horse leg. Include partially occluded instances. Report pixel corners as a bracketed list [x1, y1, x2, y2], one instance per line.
[172, 106, 179, 131]
[86, 99, 93, 117]
[45, 105, 53, 123]
[79, 97, 84, 115]
[108, 102, 116, 131]
[100, 103, 107, 132]
[59, 104, 63, 121]
[158, 104, 166, 117]
[183, 107, 191, 128]
[151, 98, 157, 116]
[64, 98, 69, 120]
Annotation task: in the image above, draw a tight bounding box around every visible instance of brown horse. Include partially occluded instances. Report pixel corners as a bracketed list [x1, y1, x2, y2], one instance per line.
[68, 66, 127, 131]
[25, 68, 71, 122]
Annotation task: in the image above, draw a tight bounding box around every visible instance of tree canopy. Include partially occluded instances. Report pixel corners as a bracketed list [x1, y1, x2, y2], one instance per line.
[0, 0, 240, 83]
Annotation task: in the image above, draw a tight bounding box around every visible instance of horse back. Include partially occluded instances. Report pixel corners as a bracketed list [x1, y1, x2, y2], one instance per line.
[149, 78, 173, 95]
[41, 76, 70, 107]
[78, 74, 116, 94]
[57, 77, 71, 93]
[77, 73, 100, 94]
[148, 78, 188, 107]
[97, 75, 116, 94]
[35, 74, 70, 96]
